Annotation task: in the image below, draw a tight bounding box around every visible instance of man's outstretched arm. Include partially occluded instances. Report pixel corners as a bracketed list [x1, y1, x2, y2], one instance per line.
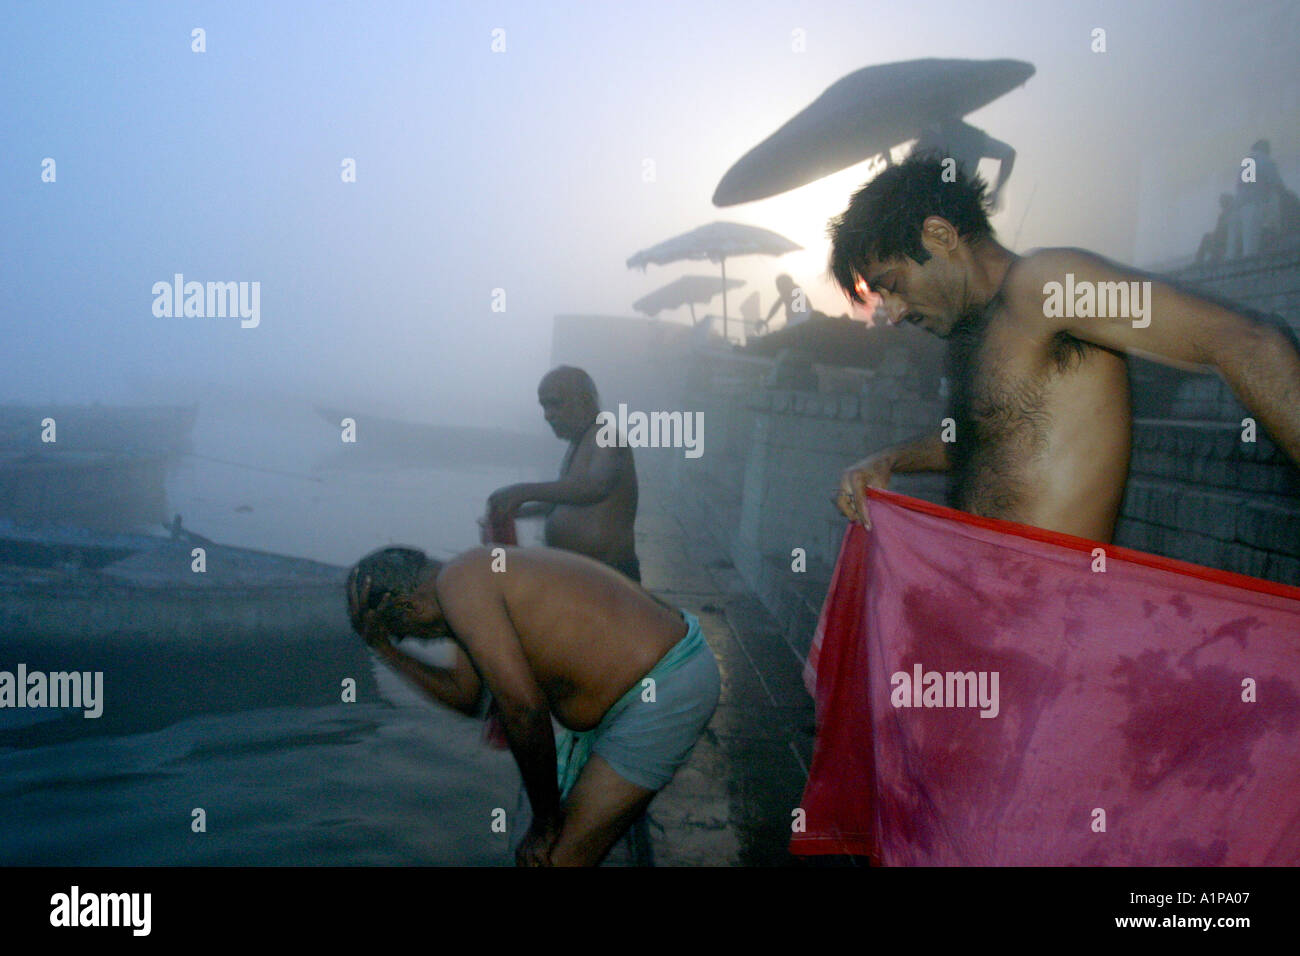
[1020, 249, 1300, 467]
[489, 444, 624, 514]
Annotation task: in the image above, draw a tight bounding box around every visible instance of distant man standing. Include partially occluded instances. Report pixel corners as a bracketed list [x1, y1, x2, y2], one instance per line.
[1228, 139, 1285, 259]
[485, 366, 649, 862]
[487, 366, 641, 581]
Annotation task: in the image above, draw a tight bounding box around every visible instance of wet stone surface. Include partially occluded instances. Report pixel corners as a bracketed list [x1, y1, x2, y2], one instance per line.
[634, 484, 838, 867]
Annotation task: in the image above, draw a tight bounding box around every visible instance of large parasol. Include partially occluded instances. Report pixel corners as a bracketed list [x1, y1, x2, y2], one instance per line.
[712, 58, 1035, 207]
[632, 275, 746, 325]
[626, 221, 801, 340]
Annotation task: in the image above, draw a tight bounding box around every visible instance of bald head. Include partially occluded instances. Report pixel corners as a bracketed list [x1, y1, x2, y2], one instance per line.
[538, 366, 600, 440]
[540, 366, 598, 403]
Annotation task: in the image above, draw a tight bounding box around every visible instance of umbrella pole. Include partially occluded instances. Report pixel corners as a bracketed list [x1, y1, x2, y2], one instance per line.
[721, 258, 729, 341]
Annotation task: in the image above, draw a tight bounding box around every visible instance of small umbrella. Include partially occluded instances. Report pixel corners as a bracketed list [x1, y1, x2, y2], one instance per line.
[632, 275, 746, 325]
[713, 57, 1035, 206]
[626, 222, 801, 340]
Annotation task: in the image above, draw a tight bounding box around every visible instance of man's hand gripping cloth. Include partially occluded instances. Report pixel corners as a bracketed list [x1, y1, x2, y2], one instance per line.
[556, 610, 720, 798]
[793, 487, 1300, 865]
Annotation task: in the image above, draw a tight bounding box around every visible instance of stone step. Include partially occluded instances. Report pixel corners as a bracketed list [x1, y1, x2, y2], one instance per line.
[1130, 419, 1300, 495]
[1113, 518, 1299, 585]
[1120, 476, 1300, 557]
[757, 550, 830, 662]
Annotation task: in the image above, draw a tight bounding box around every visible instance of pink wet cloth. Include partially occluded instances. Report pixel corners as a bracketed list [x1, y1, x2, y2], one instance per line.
[793, 488, 1300, 865]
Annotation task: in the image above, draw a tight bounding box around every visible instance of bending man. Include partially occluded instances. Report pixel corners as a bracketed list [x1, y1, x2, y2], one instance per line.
[347, 545, 719, 866]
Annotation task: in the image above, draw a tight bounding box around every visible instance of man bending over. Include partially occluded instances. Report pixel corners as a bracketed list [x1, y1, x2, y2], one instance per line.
[346, 545, 720, 866]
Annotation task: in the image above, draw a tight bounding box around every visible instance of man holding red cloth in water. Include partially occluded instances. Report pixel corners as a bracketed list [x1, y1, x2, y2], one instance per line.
[485, 366, 641, 581]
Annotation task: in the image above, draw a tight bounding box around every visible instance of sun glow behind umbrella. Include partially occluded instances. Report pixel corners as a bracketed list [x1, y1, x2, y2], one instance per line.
[626, 222, 801, 340]
[711, 157, 906, 333]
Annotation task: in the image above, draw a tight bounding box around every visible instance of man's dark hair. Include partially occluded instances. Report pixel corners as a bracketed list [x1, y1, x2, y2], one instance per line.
[347, 546, 438, 629]
[828, 154, 995, 305]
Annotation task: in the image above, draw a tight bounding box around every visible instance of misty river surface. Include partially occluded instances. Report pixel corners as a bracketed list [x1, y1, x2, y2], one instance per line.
[1, 400, 553, 865]
[1, 698, 522, 865]
[166, 395, 549, 566]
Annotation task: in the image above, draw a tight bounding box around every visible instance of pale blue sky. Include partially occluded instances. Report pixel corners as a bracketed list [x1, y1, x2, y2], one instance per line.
[2, 0, 1297, 427]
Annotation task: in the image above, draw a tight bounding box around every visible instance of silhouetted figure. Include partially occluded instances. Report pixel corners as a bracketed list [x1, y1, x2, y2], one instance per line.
[762, 274, 810, 331]
[1228, 139, 1285, 259]
[760, 274, 848, 333]
[910, 117, 1016, 209]
[1196, 194, 1234, 266]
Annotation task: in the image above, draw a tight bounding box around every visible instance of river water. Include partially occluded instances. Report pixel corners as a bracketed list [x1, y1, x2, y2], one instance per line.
[1, 398, 555, 865]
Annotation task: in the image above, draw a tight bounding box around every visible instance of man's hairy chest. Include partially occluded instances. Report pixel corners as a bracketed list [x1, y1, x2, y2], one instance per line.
[945, 315, 1103, 513]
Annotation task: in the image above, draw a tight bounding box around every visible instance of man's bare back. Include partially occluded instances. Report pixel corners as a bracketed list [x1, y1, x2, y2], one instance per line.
[437, 546, 678, 729]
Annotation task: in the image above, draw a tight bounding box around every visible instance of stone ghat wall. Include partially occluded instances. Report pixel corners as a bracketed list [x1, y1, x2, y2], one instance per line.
[677, 252, 1300, 651]
[1132, 248, 1300, 422]
[677, 355, 949, 658]
[1117, 251, 1300, 582]
[1118, 421, 1300, 583]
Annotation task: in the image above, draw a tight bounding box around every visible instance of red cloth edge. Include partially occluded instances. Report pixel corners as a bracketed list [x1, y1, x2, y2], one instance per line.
[790, 523, 880, 860]
[866, 487, 1300, 602]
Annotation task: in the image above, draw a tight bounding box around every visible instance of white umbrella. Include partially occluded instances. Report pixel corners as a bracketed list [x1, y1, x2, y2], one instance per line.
[632, 275, 746, 325]
[626, 222, 801, 340]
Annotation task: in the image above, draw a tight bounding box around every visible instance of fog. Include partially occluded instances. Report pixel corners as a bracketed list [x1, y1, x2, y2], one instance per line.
[2, 0, 1297, 559]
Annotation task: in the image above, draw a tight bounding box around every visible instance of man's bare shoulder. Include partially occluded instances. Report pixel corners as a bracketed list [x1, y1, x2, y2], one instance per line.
[1012, 246, 1154, 293]
[437, 547, 596, 637]
[437, 547, 497, 594]
[1000, 247, 1138, 331]
[1006, 247, 1112, 293]
[578, 425, 633, 463]
[444, 544, 615, 588]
